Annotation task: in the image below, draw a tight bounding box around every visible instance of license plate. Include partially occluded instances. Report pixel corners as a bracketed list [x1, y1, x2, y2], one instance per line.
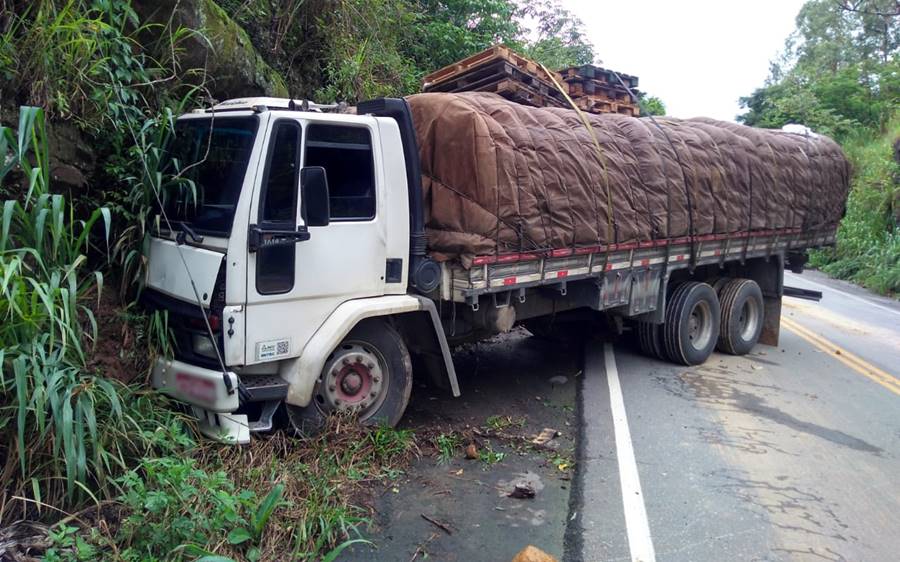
[175, 372, 216, 403]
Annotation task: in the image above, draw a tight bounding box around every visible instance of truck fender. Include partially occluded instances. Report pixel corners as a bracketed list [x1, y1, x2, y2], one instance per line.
[281, 295, 459, 407]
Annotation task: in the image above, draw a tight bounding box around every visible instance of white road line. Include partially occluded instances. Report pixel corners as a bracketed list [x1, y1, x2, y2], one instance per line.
[604, 343, 656, 562]
[786, 273, 900, 318]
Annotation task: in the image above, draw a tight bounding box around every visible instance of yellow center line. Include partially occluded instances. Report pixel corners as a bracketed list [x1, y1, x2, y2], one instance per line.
[781, 316, 900, 396]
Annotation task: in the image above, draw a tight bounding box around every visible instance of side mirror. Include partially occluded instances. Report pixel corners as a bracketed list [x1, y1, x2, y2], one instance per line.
[300, 166, 330, 227]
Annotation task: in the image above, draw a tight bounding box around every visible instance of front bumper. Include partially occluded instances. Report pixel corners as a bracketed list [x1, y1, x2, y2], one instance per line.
[151, 358, 249, 444]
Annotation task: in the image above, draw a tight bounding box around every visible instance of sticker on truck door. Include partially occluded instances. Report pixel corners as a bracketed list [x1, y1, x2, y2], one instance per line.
[256, 339, 290, 361]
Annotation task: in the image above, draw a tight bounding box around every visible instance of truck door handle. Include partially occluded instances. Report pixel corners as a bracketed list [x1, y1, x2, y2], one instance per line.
[248, 224, 311, 252]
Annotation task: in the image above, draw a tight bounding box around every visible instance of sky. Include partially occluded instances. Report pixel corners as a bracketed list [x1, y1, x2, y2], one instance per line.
[559, 0, 807, 121]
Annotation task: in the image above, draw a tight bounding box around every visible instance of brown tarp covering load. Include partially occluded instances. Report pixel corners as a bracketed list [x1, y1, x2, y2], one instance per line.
[408, 92, 850, 265]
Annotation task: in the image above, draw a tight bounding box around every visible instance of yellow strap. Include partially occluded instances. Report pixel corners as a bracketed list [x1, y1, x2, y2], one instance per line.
[539, 63, 614, 245]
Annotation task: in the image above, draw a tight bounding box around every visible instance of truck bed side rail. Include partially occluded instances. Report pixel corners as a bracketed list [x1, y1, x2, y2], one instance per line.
[442, 227, 835, 308]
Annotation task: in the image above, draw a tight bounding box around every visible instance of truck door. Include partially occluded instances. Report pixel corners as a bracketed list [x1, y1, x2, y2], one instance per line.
[244, 116, 388, 367]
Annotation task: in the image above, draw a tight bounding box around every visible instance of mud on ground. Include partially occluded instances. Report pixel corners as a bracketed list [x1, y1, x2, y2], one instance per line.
[346, 327, 582, 561]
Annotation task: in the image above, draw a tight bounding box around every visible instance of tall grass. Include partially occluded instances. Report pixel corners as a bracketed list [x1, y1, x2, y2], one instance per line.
[810, 116, 900, 295]
[0, 106, 184, 521]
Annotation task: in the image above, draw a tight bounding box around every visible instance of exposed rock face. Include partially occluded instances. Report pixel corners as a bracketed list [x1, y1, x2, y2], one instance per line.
[47, 120, 95, 192]
[134, 0, 288, 101]
[1, 105, 95, 195]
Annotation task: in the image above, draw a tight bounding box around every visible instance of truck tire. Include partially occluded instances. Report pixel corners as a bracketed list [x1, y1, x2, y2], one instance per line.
[636, 321, 665, 360]
[287, 318, 413, 436]
[716, 279, 764, 355]
[663, 282, 721, 366]
[711, 277, 731, 295]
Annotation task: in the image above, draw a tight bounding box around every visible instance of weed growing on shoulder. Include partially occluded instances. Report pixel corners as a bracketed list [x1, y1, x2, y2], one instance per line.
[478, 443, 506, 466]
[485, 415, 526, 431]
[433, 432, 461, 463]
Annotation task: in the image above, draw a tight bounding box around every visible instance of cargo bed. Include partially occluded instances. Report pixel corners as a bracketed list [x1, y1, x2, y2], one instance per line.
[440, 227, 835, 314]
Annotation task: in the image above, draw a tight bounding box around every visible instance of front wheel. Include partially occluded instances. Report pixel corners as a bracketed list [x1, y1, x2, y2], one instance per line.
[287, 318, 413, 436]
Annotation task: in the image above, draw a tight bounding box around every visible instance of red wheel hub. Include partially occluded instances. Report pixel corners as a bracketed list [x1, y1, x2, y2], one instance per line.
[335, 364, 373, 403]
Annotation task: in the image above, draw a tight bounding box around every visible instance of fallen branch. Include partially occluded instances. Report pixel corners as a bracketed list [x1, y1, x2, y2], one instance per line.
[420, 513, 453, 535]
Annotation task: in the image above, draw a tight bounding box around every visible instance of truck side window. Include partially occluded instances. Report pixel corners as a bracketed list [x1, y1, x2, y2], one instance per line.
[257, 120, 301, 295]
[305, 124, 376, 220]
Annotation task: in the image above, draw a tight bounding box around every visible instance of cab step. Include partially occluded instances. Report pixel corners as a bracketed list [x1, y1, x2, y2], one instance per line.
[240, 374, 288, 402]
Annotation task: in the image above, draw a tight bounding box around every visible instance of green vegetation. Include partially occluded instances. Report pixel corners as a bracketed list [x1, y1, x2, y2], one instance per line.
[739, 0, 899, 294]
[477, 444, 506, 466]
[808, 119, 900, 293]
[485, 414, 526, 431]
[434, 431, 461, 463]
[0, 106, 180, 517]
[218, 0, 599, 102]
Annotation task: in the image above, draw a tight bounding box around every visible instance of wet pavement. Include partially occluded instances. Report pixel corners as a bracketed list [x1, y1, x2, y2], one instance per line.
[344, 328, 580, 561]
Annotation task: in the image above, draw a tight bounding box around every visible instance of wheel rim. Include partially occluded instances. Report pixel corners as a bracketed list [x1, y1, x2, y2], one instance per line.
[687, 300, 714, 350]
[738, 296, 761, 341]
[315, 342, 389, 420]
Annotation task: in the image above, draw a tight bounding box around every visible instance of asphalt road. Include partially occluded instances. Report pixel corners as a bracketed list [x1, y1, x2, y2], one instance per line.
[576, 271, 900, 562]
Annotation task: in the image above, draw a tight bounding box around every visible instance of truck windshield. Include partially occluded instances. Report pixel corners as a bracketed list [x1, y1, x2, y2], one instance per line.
[161, 116, 259, 236]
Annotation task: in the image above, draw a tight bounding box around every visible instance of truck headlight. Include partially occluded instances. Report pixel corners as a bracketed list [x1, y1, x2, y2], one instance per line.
[192, 334, 217, 359]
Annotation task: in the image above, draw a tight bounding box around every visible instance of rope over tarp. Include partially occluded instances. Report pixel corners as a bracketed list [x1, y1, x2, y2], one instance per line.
[408, 92, 850, 267]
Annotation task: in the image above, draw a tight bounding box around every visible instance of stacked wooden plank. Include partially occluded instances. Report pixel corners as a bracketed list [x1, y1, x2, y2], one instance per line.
[560, 65, 640, 117]
[422, 45, 567, 109]
[421, 46, 642, 117]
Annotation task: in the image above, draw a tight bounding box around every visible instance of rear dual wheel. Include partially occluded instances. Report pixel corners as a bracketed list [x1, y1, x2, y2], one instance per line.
[716, 278, 764, 355]
[287, 319, 413, 436]
[637, 282, 721, 365]
[663, 282, 721, 366]
[636, 321, 665, 360]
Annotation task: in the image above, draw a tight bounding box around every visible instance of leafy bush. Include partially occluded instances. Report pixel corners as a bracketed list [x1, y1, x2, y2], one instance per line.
[809, 117, 900, 294]
[112, 456, 282, 562]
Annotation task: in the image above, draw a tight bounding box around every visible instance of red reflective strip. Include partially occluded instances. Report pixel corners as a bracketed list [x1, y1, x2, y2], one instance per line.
[557, 270, 568, 278]
[551, 248, 573, 258]
[640, 258, 650, 267]
[503, 277, 517, 286]
[472, 256, 496, 266]
[676, 255, 685, 261]
[605, 263, 613, 271]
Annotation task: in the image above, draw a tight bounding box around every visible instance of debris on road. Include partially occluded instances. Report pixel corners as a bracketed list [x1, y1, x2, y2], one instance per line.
[421, 513, 454, 535]
[532, 428, 560, 447]
[501, 471, 545, 499]
[509, 483, 537, 499]
[511, 545, 559, 562]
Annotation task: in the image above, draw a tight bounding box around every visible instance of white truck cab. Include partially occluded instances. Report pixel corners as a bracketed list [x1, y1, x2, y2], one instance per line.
[145, 97, 457, 443]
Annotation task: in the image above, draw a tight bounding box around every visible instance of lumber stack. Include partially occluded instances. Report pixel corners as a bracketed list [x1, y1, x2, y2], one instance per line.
[422, 45, 567, 109]
[559, 65, 640, 117]
[422, 46, 642, 117]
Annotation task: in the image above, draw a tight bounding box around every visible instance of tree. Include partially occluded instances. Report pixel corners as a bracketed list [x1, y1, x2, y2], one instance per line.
[637, 94, 666, 117]
[738, 0, 899, 137]
[408, 0, 523, 75]
[520, 0, 595, 69]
